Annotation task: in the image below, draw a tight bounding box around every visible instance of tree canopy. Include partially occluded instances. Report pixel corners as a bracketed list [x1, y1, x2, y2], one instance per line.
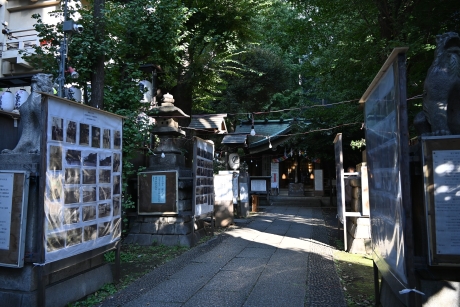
[25, 0, 460, 164]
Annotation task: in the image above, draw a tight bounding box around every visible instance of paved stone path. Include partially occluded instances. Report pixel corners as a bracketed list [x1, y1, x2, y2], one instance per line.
[101, 206, 346, 307]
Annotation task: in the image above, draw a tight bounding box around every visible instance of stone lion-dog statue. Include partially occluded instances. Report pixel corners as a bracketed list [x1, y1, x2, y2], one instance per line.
[414, 32, 460, 135]
[2, 73, 54, 154]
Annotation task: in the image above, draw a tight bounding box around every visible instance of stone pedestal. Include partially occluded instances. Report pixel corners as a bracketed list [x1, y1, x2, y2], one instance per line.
[0, 154, 112, 307]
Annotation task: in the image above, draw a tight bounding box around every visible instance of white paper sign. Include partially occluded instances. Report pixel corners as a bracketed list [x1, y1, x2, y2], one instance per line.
[0, 173, 14, 250]
[151, 175, 166, 203]
[433, 150, 460, 255]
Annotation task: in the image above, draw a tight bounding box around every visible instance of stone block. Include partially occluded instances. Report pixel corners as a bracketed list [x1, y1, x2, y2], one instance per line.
[215, 200, 234, 227]
[175, 221, 193, 235]
[45, 264, 113, 307]
[158, 223, 175, 235]
[132, 234, 154, 246]
[178, 199, 192, 211]
[181, 215, 192, 223]
[161, 235, 179, 246]
[140, 222, 158, 234]
[129, 222, 141, 234]
[123, 234, 137, 244]
[151, 235, 162, 245]
[49, 258, 94, 284]
[0, 265, 36, 291]
[141, 216, 158, 223]
[178, 189, 193, 200]
[179, 233, 193, 247]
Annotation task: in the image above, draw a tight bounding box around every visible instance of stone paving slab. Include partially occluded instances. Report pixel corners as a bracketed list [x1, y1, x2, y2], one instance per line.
[100, 206, 346, 307]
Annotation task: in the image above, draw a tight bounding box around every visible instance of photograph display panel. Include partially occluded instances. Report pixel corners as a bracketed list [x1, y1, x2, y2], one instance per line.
[44, 97, 123, 263]
[192, 137, 214, 217]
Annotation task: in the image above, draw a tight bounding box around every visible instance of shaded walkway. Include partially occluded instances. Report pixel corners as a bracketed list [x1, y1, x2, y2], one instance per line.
[101, 206, 346, 307]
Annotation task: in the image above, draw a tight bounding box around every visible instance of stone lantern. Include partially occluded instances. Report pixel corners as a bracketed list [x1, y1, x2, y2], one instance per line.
[147, 93, 190, 174]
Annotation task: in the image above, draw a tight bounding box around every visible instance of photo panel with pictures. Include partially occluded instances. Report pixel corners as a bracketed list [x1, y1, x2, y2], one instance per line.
[98, 222, 111, 237]
[99, 169, 111, 184]
[51, 117, 64, 141]
[82, 168, 97, 185]
[64, 207, 80, 224]
[84, 224, 97, 241]
[82, 205, 97, 221]
[46, 231, 66, 252]
[113, 196, 121, 216]
[113, 175, 121, 195]
[82, 186, 97, 203]
[79, 123, 90, 146]
[82, 151, 97, 167]
[64, 186, 80, 205]
[48, 145, 63, 170]
[66, 227, 82, 247]
[66, 120, 77, 144]
[91, 126, 101, 148]
[99, 152, 112, 167]
[99, 186, 111, 201]
[46, 172, 63, 202]
[46, 202, 62, 232]
[65, 149, 81, 166]
[114, 130, 121, 149]
[98, 202, 112, 218]
[65, 168, 81, 185]
[103, 129, 111, 149]
[113, 153, 121, 172]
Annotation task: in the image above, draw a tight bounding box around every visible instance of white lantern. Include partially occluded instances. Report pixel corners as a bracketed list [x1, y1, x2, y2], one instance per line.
[14, 89, 29, 110]
[139, 80, 153, 103]
[67, 86, 82, 103]
[0, 90, 15, 112]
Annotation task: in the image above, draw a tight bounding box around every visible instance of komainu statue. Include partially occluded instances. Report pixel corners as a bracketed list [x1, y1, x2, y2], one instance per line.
[414, 32, 460, 135]
[2, 73, 54, 154]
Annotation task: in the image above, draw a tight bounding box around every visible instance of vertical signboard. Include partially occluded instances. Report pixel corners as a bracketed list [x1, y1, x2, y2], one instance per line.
[421, 137, 460, 266]
[334, 133, 345, 224]
[43, 96, 123, 264]
[271, 162, 279, 191]
[138, 171, 178, 215]
[361, 48, 413, 300]
[0, 173, 14, 250]
[192, 137, 214, 218]
[0, 171, 29, 268]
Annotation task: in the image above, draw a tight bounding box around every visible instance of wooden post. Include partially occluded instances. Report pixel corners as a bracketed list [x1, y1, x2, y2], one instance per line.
[251, 195, 259, 212]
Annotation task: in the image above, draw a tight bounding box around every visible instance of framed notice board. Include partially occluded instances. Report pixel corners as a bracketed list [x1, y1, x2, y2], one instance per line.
[0, 171, 29, 268]
[138, 171, 178, 215]
[422, 136, 460, 266]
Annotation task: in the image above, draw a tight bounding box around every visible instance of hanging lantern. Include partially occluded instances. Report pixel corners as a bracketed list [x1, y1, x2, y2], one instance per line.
[0, 90, 15, 112]
[139, 80, 153, 103]
[14, 89, 29, 110]
[67, 86, 82, 103]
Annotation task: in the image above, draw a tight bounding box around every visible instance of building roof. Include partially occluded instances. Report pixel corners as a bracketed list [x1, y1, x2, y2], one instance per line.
[188, 114, 228, 134]
[0, 74, 34, 88]
[222, 118, 299, 154]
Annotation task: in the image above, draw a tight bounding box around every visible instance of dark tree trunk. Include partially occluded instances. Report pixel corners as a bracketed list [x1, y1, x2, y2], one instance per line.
[91, 0, 105, 109]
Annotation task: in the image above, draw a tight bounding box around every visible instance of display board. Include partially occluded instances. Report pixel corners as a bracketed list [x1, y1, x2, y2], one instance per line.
[192, 137, 214, 218]
[43, 96, 123, 263]
[0, 171, 29, 268]
[333, 133, 345, 224]
[361, 48, 412, 296]
[138, 171, 178, 215]
[422, 136, 460, 266]
[251, 180, 267, 192]
[270, 162, 279, 190]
